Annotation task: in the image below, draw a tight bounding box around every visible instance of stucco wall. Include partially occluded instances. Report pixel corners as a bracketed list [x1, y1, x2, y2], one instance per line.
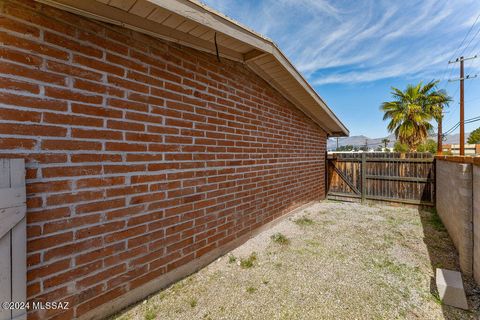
[436, 160, 473, 275]
[473, 165, 480, 283]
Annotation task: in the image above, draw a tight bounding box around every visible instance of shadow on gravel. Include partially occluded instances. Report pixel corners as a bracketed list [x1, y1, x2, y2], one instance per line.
[418, 208, 480, 320]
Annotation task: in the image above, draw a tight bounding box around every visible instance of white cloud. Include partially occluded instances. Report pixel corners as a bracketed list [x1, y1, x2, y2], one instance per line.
[202, 0, 480, 85]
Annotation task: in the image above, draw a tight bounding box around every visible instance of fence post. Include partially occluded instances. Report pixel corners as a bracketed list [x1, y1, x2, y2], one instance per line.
[361, 153, 366, 203]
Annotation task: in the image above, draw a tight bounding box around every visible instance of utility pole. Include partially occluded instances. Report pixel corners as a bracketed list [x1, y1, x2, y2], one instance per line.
[336, 137, 339, 150]
[437, 114, 443, 155]
[448, 55, 478, 156]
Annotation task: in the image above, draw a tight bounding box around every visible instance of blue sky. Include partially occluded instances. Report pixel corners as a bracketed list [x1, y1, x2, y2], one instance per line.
[202, 0, 480, 138]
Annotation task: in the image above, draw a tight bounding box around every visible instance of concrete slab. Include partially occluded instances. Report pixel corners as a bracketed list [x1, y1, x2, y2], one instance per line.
[436, 268, 469, 310]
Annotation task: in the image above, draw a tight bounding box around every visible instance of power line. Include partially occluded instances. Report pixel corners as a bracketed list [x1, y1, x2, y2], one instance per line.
[460, 22, 480, 57]
[451, 13, 480, 62]
[443, 115, 480, 136]
[439, 13, 480, 88]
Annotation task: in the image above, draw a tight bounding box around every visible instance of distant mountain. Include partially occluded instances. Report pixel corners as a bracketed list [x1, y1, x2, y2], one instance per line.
[328, 132, 470, 150]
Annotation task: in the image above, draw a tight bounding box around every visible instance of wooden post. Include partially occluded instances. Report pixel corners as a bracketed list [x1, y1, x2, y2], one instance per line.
[460, 56, 465, 156]
[325, 151, 328, 199]
[361, 153, 366, 203]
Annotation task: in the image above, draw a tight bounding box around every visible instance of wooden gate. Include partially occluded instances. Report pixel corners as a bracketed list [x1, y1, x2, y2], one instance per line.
[327, 153, 435, 206]
[0, 159, 27, 320]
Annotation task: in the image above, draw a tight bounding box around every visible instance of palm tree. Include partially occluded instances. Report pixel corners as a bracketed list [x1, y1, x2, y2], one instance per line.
[380, 81, 450, 151]
[381, 138, 390, 149]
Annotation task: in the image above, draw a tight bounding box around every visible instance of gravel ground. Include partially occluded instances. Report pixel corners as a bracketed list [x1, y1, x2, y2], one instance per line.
[112, 201, 480, 320]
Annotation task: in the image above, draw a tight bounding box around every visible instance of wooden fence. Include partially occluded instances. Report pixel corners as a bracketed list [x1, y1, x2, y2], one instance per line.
[326, 152, 435, 206]
[0, 159, 26, 320]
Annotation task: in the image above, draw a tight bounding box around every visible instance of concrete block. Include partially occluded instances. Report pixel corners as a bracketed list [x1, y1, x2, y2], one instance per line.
[436, 268, 468, 310]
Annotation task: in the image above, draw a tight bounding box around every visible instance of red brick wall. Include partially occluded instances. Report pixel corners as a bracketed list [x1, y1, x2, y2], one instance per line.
[0, 1, 327, 318]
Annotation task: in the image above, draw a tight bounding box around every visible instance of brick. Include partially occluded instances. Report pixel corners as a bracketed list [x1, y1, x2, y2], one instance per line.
[76, 264, 126, 289]
[27, 232, 73, 253]
[106, 265, 147, 289]
[0, 47, 42, 66]
[46, 190, 104, 206]
[43, 166, 102, 178]
[104, 246, 147, 268]
[129, 266, 166, 290]
[107, 98, 148, 112]
[4, 3, 76, 36]
[44, 237, 103, 262]
[0, 138, 36, 150]
[103, 164, 146, 174]
[0, 15, 40, 36]
[76, 286, 126, 317]
[28, 207, 71, 224]
[42, 139, 102, 151]
[0, 77, 40, 94]
[107, 75, 149, 93]
[107, 120, 145, 132]
[76, 176, 125, 189]
[75, 221, 125, 239]
[0, 123, 67, 137]
[127, 92, 164, 107]
[45, 113, 103, 128]
[28, 259, 71, 282]
[73, 55, 124, 76]
[106, 185, 148, 198]
[125, 132, 163, 143]
[73, 79, 124, 97]
[0, 107, 41, 122]
[43, 214, 101, 234]
[45, 87, 103, 104]
[0, 92, 67, 111]
[105, 142, 147, 152]
[27, 180, 71, 195]
[75, 198, 125, 215]
[75, 242, 125, 266]
[43, 261, 102, 289]
[71, 103, 123, 118]
[78, 31, 128, 55]
[46, 61, 103, 82]
[44, 31, 103, 58]
[104, 225, 147, 243]
[71, 153, 122, 163]
[0, 31, 68, 60]
[126, 70, 163, 88]
[72, 128, 123, 140]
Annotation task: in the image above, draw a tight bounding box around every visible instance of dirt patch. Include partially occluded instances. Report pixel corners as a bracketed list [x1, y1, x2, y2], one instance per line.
[112, 201, 479, 320]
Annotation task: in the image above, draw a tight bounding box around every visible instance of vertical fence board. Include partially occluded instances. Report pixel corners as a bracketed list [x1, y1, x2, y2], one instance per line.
[0, 234, 11, 320]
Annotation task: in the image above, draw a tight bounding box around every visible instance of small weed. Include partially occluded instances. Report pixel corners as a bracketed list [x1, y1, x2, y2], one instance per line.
[271, 233, 290, 245]
[240, 252, 257, 269]
[262, 278, 269, 285]
[246, 286, 257, 294]
[189, 298, 197, 308]
[294, 216, 314, 227]
[428, 209, 446, 232]
[144, 306, 157, 320]
[431, 291, 442, 305]
[228, 255, 237, 263]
